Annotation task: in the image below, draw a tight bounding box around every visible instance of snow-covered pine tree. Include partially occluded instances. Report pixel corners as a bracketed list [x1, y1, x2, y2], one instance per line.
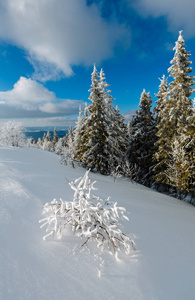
[55, 138, 63, 155]
[42, 131, 53, 151]
[168, 31, 194, 134]
[53, 128, 58, 144]
[154, 75, 168, 119]
[61, 128, 75, 167]
[163, 31, 195, 193]
[81, 65, 111, 174]
[42, 133, 46, 143]
[127, 89, 156, 185]
[46, 130, 52, 142]
[74, 106, 85, 162]
[182, 112, 195, 201]
[165, 137, 191, 199]
[166, 111, 195, 200]
[99, 69, 128, 172]
[37, 137, 43, 149]
[153, 75, 171, 189]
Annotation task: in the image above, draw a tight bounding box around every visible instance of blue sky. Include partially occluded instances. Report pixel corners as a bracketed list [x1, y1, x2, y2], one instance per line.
[0, 0, 195, 128]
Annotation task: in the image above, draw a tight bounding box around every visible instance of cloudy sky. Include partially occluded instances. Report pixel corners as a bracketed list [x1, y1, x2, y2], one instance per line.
[0, 0, 195, 127]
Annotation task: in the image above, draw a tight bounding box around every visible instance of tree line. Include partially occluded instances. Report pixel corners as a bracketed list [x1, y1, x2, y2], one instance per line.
[66, 31, 194, 202]
[57, 31, 193, 202]
[1, 31, 194, 203]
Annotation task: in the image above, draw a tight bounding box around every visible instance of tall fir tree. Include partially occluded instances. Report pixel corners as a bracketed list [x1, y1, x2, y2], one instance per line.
[168, 31, 194, 135]
[81, 65, 111, 174]
[53, 128, 58, 144]
[166, 137, 192, 199]
[99, 69, 128, 170]
[153, 75, 171, 188]
[159, 31, 195, 193]
[170, 109, 195, 200]
[127, 89, 156, 185]
[182, 111, 195, 200]
[74, 106, 85, 161]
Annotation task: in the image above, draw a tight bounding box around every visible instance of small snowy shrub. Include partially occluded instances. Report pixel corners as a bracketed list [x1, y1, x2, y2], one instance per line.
[40, 170, 134, 256]
[60, 146, 75, 168]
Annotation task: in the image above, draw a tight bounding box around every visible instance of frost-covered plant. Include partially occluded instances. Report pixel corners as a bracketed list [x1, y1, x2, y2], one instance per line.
[111, 164, 123, 182]
[60, 146, 75, 168]
[55, 138, 63, 155]
[60, 129, 75, 167]
[0, 121, 25, 147]
[40, 170, 134, 257]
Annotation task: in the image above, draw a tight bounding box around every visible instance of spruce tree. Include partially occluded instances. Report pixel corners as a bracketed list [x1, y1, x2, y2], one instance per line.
[166, 137, 192, 199]
[81, 65, 111, 174]
[46, 130, 52, 142]
[53, 128, 58, 144]
[127, 89, 156, 185]
[153, 75, 171, 188]
[183, 111, 195, 200]
[168, 31, 194, 135]
[99, 69, 128, 171]
[74, 106, 85, 161]
[164, 31, 195, 193]
[170, 110, 195, 200]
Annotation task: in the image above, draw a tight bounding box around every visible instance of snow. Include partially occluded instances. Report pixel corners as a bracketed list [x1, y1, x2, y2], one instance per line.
[0, 146, 195, 300]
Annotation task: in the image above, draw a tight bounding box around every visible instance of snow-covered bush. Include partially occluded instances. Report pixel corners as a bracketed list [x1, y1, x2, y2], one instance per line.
[55, 138, 63, 155]
[40, 170, 134, 257]
[60, 130, 75, 167]
[43, 140, 54, 151]
[0, 121, 26, 147]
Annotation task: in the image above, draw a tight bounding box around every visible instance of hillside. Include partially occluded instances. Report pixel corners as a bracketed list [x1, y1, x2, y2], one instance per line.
[0, 147, 195, 300]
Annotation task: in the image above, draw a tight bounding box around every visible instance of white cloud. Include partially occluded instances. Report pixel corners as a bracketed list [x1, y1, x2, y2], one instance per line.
[0, 77, 56, 110]
[26, 117, 77, 128]
[40, 100, 82, 114]
[0, 0, 130, 80]
[132, 0, 195, 36]
[0, 77, 83, 118]
[0, 116, 77, 128]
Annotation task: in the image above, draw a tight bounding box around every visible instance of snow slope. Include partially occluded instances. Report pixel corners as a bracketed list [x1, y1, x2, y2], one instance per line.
[0, 147, 194, 300]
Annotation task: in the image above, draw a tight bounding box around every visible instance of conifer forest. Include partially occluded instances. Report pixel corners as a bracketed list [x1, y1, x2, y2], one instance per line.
[1, 31, 195, 203]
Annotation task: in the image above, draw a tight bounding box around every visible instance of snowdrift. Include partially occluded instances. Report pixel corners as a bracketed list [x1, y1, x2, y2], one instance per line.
[0, 147, 194, 300]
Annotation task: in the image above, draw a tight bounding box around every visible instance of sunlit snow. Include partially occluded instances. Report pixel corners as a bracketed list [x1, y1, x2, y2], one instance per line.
[0, 147, 194, 300]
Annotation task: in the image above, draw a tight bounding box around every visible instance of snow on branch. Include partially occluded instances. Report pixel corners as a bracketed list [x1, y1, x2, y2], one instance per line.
[0, 121, 25, 147]
[39, 170, 135, 257]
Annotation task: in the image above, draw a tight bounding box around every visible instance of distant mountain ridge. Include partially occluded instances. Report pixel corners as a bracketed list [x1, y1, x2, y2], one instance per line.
[24, 127, 68, 140]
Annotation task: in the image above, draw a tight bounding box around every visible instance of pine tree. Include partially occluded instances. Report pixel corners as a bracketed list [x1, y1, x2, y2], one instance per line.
[81, 65, 111, 174]
[153, 75, 171, 188]
[53, 128, 58, 144]
[159, 31, 195, 193]
[74, 106, 85, 161]
[169, 111, 195, 200]
[42, 133, 46, 142]
[166, 137, 191, 199]
[99, 69, 128, 171]
[168, 31, 194, 135]
[61, 128, 75, 167]
[46, 130, 52, 142]
[127, 89, 156, 185]
[55, 138, 63, 155]
[183, 111, 195, 200]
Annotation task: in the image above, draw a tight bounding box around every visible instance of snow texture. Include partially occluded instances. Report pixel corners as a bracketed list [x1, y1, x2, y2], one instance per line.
[0, 146, 195, 300]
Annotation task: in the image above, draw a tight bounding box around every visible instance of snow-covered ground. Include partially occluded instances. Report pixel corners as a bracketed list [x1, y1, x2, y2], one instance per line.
[0, 147, 195, 300]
